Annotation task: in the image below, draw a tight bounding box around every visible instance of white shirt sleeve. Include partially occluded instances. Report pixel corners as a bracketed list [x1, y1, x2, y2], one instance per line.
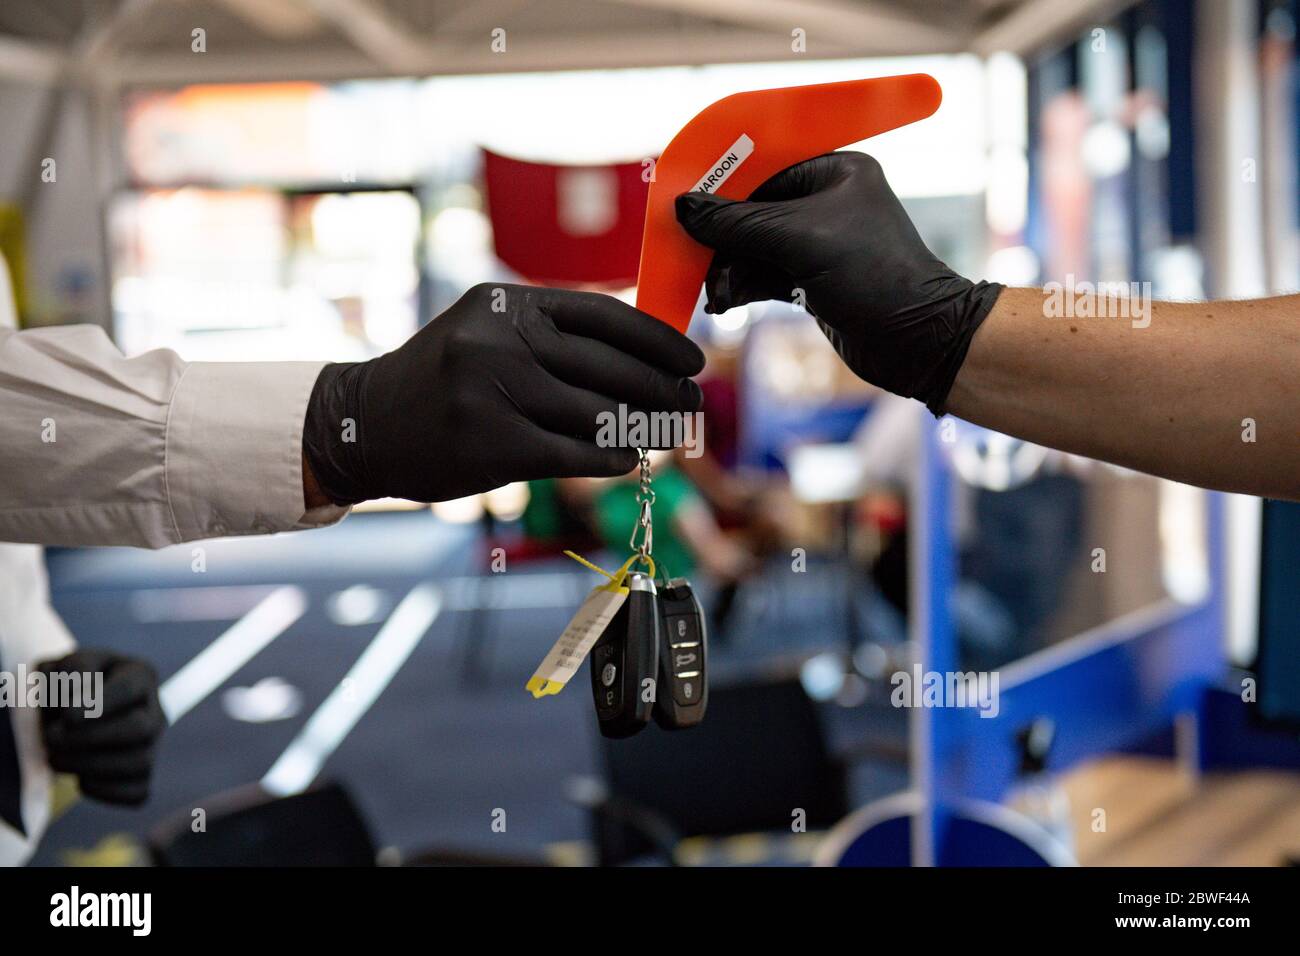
[0, 324, 348, 548]
[0, 543, 76, 866]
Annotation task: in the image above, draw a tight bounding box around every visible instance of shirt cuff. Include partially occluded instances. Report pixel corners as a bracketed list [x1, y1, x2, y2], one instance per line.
[165, 362, 349, 542]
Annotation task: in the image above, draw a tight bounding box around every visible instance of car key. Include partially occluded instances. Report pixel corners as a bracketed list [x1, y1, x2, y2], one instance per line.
[653, 578, 708, 729]
[590, 571, 660, 739]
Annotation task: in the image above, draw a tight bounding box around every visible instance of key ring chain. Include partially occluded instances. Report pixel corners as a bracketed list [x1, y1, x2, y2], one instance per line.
[629, 447, 655, 571]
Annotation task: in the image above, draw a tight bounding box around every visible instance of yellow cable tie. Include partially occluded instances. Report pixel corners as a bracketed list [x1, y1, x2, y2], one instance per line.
[562, 550, 616, 580]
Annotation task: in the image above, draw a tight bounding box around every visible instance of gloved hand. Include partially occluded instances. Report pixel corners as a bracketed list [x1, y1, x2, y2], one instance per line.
[304, 283, 705, 504]
[37, 650, 164, 807]
[675, 152, 1003, 415]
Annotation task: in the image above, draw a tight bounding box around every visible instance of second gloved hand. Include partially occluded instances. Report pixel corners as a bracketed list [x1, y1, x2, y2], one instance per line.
[675, 152, 1003, 415]
[38, 649, 164, 807]
[304, 284, 705, 504]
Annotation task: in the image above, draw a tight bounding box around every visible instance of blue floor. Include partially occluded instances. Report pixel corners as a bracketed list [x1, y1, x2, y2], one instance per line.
[32, 510, 908, 865]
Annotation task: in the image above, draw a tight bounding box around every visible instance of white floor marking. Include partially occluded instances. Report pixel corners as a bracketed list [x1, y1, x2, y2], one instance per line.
[261, 583, 442, 797]
[159, 585, 307, 724]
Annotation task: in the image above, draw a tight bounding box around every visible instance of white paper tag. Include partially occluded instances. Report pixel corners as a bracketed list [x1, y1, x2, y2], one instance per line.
[526, 585, 628, 698]
[690, 133, 755, 194]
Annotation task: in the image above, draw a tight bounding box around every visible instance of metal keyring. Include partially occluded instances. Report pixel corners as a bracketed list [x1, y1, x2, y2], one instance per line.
[629, 447, 654, 562]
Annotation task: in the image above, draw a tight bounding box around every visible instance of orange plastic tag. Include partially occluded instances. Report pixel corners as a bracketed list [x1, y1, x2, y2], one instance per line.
[635, 74, 942, 332]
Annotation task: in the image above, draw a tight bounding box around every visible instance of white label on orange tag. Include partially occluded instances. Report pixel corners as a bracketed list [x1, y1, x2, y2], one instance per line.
[691, 134, 754, 194]
[526, 586, 628, 698]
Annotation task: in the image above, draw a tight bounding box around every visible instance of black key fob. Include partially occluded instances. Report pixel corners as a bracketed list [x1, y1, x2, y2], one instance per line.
[590, 572, 659, 739]
[653, 578, 708, 730]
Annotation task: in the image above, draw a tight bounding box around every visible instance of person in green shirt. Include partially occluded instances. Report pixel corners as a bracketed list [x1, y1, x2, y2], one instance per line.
[593, 465, 701, 580]
[593, 461, 754, 640]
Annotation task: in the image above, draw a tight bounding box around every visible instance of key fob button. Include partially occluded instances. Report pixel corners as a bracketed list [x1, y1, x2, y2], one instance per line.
[665, 613, 700, 648]
[593, 642, 622, 719]
[673, 676, 699, 707]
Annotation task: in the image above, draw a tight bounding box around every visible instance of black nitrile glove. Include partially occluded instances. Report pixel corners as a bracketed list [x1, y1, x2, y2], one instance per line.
[675, 152, 1003, 415]
[304, 283, 705, 505]
[38, 650, 164, 807]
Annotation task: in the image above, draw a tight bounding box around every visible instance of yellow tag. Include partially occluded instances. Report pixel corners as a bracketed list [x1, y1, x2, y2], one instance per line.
[524, 552, 651, 698]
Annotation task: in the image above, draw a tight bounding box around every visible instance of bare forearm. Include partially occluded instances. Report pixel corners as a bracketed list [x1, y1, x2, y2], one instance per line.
[946, 287, 1300, 500]
[302, 452, 331, 510]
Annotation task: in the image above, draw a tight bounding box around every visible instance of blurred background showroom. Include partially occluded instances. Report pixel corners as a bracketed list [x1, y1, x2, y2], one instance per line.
[1, 0, 1298, 867]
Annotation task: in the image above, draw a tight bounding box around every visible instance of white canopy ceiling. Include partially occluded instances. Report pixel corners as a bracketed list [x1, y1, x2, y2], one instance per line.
[0, 0, 1137, 88]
